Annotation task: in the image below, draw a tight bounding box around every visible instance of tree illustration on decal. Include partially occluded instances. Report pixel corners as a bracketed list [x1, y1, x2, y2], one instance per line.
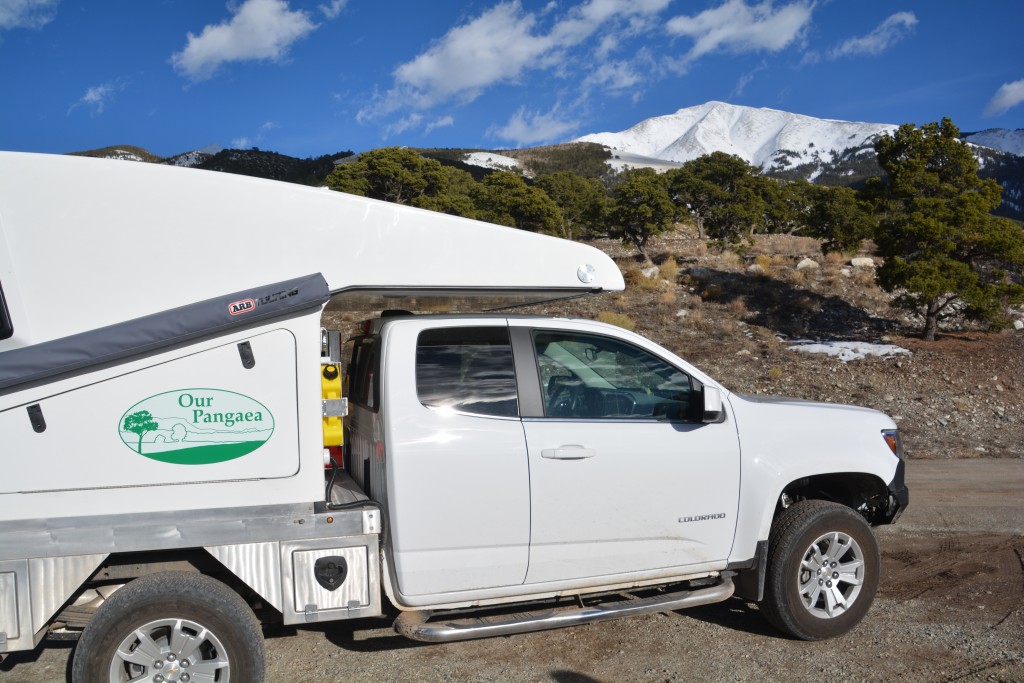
[123, 410, 159, 454]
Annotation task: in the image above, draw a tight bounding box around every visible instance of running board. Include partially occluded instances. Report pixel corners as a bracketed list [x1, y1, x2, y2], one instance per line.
[394, 578, 734, 643]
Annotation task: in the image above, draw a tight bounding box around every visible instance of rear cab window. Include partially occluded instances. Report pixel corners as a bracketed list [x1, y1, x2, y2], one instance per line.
[416, 326, 518, 418]
[344, 335, 381, 412]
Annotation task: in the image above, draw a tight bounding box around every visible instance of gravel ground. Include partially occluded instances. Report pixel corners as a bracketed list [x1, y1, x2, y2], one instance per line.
[4, 459, 1021, 683]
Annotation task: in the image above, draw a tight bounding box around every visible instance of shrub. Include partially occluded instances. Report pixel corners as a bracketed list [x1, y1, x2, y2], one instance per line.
[596, 311, 637, 331]
[658, 255, 680, 281]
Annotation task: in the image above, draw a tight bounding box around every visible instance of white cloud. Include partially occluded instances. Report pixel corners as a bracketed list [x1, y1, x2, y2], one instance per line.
[230, 121, 280, 148]
[984, 78, 1024, 117]
[829, 11, 917, 59]
[392, 2, 548, 109]
[581, 51, 653, 94]
[170, 0, 318, 81]
[488, 105, 580, 146]
[424, 115, 455, 135]
[383, 113, 424, 138]
[665, 0, 813, 70]
[319, 0, 346, 19]
[0, 0, 58, 30]
[67, 81, 124, 116]
[362, 0, 669, 119]
[731, 61, 767, 97]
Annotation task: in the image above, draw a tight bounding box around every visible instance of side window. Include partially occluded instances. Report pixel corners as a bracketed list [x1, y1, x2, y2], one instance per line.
[534, 330, 697, 420]
[416, 326, 518, 418]
[0, 281, 12, 340]
[346, 336, 380, 411]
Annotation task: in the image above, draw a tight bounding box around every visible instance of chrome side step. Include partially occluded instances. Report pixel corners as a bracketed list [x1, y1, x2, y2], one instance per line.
[394, 578, 734, 643]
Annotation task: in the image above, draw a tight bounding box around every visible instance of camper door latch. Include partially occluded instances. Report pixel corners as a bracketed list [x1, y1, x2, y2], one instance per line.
[322, 398, 348, 418]
[27, 404, 46, 433]
[237, 341, 256, 369]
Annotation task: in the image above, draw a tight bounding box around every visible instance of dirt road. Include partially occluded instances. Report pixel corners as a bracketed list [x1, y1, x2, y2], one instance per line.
[3, 458, 1022, 682]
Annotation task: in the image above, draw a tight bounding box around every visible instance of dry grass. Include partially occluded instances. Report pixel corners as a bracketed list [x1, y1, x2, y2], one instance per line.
[727, 298, 749, 318]
[719, 251, 743, 271]
[784, 268, 818, 285]
[659, 290, 677, 305]
[717, 320, 737, 337]
[767, 366, 783, 380]
[684, 309, 707, 329]
[622, 265, 645, 287]
[658, 255, 680, 281]
[596, 311, 637, 331]
[675, 238, 708, 259]
[702, 284, 723, 302]
[770, 236, 822, 258]
[854, 270, 876, 287]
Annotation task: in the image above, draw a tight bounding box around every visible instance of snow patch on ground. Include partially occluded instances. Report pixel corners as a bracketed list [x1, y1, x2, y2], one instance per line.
[107, 149, 146, 162]
[787, 340, 912, 362]
[463, 152, 520, 171]
[168, 150, 210, 167]
[607, 150, 684, 173]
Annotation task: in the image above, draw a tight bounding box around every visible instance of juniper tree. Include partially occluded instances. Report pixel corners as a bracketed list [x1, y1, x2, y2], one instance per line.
[665, 152, 767, 244]
[863, 118, 1024, 340]
[471, 171, 562, 234]
[609, 167, 674, 258]
[536, 171, 608, 241]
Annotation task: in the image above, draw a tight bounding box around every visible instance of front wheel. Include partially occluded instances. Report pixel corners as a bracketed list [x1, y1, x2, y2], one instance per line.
[71, 572, 265, 683]
[760, 500, 880, 640]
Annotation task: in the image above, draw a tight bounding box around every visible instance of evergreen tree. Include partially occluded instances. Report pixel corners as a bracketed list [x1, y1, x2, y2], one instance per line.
[800, 184, 876, 254]
[412, 165, 477, 217]
[863, 118, 1024, 340]
[471, 171, 562, 234]
[665, 152, 767, 245]
[536, 171, 609, 241]
[326, 147, 451, 206]
[609, 167, 674, 258]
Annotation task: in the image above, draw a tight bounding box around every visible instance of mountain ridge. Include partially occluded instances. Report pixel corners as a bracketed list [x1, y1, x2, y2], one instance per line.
[62, 102, 1024, 220]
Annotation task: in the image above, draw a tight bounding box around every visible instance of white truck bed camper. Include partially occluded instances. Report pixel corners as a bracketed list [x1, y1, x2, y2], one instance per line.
[0, 152, 624, 665]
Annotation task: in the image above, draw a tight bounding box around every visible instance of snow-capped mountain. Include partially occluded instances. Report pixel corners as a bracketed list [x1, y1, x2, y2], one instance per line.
[574, 102, 1024, 220]
[576, 101, 897, 172]
[963, 129, 1024, 158]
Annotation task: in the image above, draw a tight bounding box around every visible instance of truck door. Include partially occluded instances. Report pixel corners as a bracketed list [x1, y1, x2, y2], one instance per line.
[513, 323, 741, 585]
[381, 320, 530, 599]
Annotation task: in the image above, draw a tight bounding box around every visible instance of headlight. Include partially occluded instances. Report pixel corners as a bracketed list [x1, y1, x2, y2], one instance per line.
[881, 429, 903, 458]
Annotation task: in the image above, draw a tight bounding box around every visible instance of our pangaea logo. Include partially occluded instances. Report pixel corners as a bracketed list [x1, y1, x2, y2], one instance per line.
[119, 389, 274, 464]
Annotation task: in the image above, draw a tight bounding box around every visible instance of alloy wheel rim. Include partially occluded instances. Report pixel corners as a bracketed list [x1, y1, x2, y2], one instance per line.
[108, 617, 230, 682]
[797, 530, 866, 619]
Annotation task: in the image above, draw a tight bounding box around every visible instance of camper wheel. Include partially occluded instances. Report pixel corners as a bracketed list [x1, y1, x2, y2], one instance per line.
[71, 572, 265, 683]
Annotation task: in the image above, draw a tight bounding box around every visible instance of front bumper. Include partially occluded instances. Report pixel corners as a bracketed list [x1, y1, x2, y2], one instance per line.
[885, 458, 909, 523]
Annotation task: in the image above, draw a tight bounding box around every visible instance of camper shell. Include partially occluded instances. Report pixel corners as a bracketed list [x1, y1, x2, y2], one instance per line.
[0, 152, 622, 657]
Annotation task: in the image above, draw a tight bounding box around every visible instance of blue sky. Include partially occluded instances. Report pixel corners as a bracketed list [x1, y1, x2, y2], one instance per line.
[2, 0, 1022, 158]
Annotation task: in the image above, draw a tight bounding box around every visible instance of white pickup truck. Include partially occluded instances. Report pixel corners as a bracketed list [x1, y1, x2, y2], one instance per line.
[0, 152, 907, 682]
[344, 311, 907, 647]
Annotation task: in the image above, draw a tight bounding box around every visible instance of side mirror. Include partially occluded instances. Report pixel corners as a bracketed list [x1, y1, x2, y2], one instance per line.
[702, 386, 725, 423]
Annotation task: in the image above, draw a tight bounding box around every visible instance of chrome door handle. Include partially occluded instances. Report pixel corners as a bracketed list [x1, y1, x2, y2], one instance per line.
[541, 446, 596, 460]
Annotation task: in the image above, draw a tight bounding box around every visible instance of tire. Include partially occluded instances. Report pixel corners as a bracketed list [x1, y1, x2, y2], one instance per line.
[759, 500, 880, 640]
[71, 572, 265, 683]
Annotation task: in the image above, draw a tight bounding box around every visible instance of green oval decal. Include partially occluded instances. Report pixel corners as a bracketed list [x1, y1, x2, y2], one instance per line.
[119, 389, 275, 464]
